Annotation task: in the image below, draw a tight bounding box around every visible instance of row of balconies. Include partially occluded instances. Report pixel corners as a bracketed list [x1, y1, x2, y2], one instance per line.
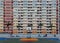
[0, 27, 56, 30]
[13, 11, 56, 13]
[12, 12, 56, 15]
[13, 23, 56, 26]
[13, 2, 56, 4]
[13, 20, 56, 22]
[13, 22, 56, 26]
[13, 7, 56, 10]
[0, 29, 57, 34]
[12, 24, 56, 26]
[13, 17, 56, 19]
[4, 0, 13, 32]
[0, 16, 56, 19]
[12, 22, 56, 25]
[13, 16, 56, 17]
[4, 0, 12, 2]
[0, 26, 55, 29]
[9, 29, 57, 34]
[13, 14, 56, 16]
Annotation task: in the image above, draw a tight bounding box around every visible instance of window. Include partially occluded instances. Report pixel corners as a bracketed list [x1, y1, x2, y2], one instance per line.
[47, 15, 51, 17]
[28, 21, 32, 22]
[46, 23, 49, 25]
[18, 12, 24, 14]
[20, 18, 23, 20]
[47, 12, 51, 14]
[37, 21, 41, 22]
[47, 10, 51, 11]
[28, 24, 33, 27]
[46, 21, 50, 22]
[21, 4, 23, 5]
[18, 15, 20, 19]
[18, 32, 23, 33]
[37, 10, 42, 11]
[37, 0, 42, 2]
[28, 1, 32, 3]
[28, 4, 32, 5]
[28, 7, 32, 8]
[18, 10, 23, 11]
[47, 18, 51, 20]
[46, 7, 51, 8]
[21, 15, 23, 17]
[49, 4, 52, 6]
[37, 7, 41, 8]
[47, 32, 51, 34]
[18, 21, 20, 22]
[37, 12, 41, 14]
[28, 18, 32, 19]
[28, 15, 32, 17]
[18, 1, 23, 3]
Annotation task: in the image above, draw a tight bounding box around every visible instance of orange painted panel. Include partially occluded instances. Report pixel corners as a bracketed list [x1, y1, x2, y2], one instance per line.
[0, 29, 3, 32]
[32, 29, 37, 34]
[41, 29, 47, 34]
[23, 29, 27, 34]
[13, 29, 18, 34]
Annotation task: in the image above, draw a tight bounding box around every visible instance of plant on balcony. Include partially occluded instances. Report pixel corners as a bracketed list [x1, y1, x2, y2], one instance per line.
[47, 21, 55, 29]
[38, 23, 43, 28]
[46, 21, 55, 37]
[17, 24, 23, 30]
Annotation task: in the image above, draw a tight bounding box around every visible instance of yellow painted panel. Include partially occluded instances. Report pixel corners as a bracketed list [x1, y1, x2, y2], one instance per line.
[53, 24, 56, 26]
[51, 21, 56, 22]
[51, 20, 56, 21]
[0, 20, 3, 22]
[13, 24, 18, 26]
[13, 18, 18, 20]
[52, 27, 56, 29]
[0, 24, 3, 26]
[0, 19, 3, 20]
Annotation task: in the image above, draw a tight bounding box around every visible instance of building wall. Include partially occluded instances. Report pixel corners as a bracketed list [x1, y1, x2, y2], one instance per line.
[0, 0, 58, 34]
[0, 0, 4, 32]
[59, 0, 60, 34]
[13, 0, 58, 34]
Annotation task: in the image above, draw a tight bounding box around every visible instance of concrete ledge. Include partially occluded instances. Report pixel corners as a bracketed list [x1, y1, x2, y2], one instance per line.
[0, 34, 59, 38]
[0, 34, 10, 38]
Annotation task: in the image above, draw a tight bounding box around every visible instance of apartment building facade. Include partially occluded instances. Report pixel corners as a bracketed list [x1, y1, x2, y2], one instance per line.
[59, 0, 60, 34]
[0, 0, 59, 35]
